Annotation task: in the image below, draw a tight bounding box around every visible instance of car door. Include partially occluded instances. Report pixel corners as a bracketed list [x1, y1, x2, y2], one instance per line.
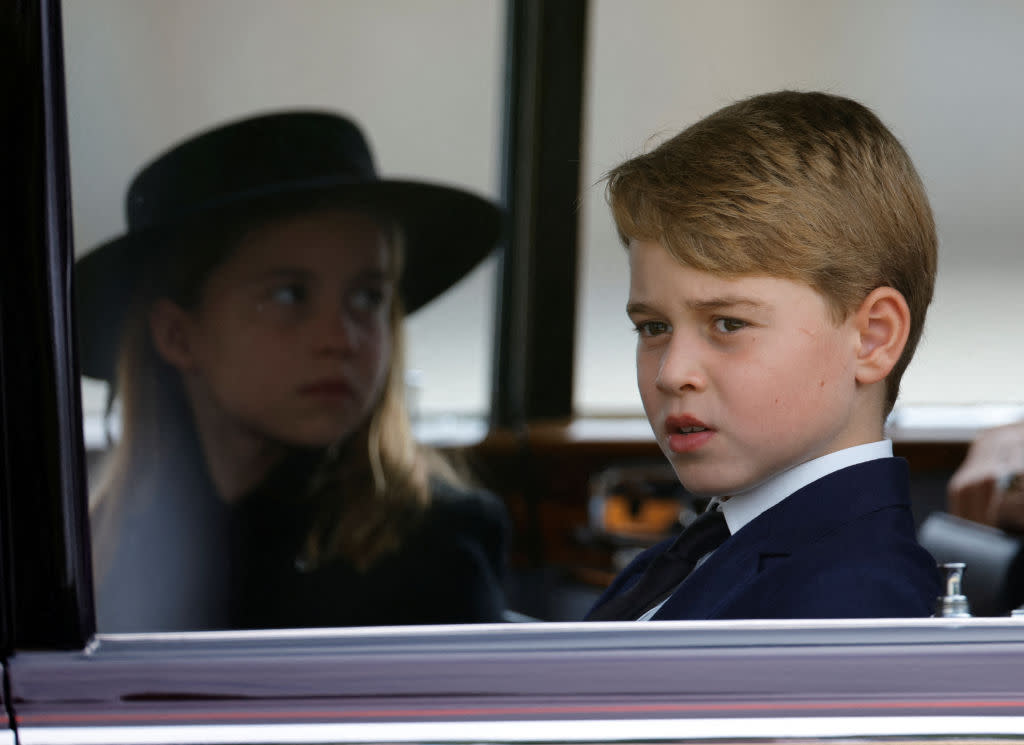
[8, 621, 1024, 745]
[0, 669, 11, 745]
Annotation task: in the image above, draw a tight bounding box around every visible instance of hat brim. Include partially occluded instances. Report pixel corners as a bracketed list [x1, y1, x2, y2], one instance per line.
[75, 179, 503, 383]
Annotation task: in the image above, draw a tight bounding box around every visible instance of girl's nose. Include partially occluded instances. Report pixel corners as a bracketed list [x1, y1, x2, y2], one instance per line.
[313, 307, 359, 355]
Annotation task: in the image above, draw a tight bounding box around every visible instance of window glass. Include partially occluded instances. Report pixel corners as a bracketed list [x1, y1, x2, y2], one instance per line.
[63, 0, 505, 632]
[576, 0, 1024, 419]
[67, 0, 503, 438]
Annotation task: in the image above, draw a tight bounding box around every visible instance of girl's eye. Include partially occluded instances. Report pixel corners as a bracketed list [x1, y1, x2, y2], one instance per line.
[634, 320, 669, 337]
[713, 317, 747, 333]
[269, 283, 307, 306]
[349, 285, 388, 314]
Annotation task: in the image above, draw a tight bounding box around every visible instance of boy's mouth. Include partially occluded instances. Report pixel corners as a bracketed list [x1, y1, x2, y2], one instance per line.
[665, 414, 709, 432]
[664, 415, 714, 453]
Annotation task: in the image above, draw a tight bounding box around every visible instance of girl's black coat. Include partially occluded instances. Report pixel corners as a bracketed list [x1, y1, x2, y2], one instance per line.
[96, 451, 508, 632]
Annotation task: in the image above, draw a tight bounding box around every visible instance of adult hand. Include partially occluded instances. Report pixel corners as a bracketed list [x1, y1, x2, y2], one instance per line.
[948, 422, 1024, 533]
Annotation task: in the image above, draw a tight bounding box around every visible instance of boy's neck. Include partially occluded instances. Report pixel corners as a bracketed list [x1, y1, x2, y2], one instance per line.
[717, 440, 893, 535]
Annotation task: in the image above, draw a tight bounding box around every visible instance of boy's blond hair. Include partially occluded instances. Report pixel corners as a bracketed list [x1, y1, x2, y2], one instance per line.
[607, 90, 937, 413]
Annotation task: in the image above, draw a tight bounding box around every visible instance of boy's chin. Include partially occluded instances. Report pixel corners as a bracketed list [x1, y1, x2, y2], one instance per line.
[673, 476, 727, 499]
[672, 466, 754, 499]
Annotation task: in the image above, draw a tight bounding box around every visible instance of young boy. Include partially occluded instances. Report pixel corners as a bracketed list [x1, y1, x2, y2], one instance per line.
[586, 90, 941, 621]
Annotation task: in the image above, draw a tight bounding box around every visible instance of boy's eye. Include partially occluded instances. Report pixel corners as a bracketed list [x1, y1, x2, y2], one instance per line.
[713, 317, 747, 333]
[634, 320, 669, 337]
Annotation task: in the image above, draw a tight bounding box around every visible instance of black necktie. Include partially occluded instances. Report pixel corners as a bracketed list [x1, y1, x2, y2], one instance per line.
[588, 507, 730, 621]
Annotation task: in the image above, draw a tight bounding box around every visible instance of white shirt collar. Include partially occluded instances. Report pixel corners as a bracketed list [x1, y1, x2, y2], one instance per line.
[714, 440, 894, 536]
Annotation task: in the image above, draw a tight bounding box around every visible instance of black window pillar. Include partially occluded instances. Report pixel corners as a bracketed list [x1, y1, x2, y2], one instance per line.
[0, 0, 95, 650]
[492, 0, 588, 429]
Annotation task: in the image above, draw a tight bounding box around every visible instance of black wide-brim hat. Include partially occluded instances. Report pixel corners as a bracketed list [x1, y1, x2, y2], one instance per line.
[75, 110, 504, 383]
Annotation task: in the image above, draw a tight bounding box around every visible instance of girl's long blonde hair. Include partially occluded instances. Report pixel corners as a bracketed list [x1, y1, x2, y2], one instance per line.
[90, 200, 463, 576]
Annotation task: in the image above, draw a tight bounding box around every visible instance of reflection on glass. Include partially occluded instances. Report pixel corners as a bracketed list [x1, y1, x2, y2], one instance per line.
[64, 2, 506, 632]
[577, 0, 1024, 414]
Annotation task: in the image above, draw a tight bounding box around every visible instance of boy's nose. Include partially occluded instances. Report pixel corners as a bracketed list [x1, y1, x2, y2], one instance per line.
[655, 341, 707, 393]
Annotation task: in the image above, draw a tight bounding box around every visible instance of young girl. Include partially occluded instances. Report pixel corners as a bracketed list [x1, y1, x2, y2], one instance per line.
[77, 111, 508, 631]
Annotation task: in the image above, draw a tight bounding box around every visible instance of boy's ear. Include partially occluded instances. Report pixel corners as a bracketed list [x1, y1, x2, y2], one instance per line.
[149, 299, 197, 372]
[852, 286, 911, 385]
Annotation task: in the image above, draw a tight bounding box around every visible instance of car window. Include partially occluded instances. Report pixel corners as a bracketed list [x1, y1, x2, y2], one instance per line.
[62, 0, 1024, 637]
[576, 0, 1024, 422]
[68, 0, 504, 445]
[65, 0, 506, 633]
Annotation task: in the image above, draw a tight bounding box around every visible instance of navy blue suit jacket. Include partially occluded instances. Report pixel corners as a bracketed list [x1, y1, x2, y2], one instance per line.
[586, 458, 940, 620]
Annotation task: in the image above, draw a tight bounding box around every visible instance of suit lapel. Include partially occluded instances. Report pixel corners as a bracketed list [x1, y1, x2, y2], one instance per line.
[651, 457, 910, 620]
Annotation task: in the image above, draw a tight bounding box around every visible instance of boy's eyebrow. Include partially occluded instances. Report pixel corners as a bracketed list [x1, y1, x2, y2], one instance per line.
[625, 296, 768, 315]
[625, 301, 653, 316]
[687, 296, 768, 313]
